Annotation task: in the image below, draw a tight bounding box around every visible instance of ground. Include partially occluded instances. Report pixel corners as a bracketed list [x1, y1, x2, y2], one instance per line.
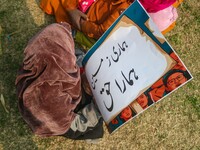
[0, 0, 199, 149]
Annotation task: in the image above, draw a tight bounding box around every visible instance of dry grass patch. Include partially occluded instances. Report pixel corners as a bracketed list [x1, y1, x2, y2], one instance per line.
[0, 0, 199, 149]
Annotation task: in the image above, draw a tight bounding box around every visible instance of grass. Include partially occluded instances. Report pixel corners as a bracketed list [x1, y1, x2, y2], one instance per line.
[0, 0, 199, 149]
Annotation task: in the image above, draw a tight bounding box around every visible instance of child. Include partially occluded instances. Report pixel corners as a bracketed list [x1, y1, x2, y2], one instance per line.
[40, 0, 133, 40]
[15, 22, 103, 140]
[40, 0, 183, 39]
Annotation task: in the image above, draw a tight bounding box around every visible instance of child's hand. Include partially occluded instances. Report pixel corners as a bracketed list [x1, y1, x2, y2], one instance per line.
[80, 17, 87, 31]
[66, 8, 88, 30]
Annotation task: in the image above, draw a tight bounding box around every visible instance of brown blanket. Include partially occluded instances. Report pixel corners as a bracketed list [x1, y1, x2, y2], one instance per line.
[15, 23, 81, 136]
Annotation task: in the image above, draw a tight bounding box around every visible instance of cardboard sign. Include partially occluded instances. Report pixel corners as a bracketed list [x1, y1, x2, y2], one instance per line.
[82, 0, 192, 133]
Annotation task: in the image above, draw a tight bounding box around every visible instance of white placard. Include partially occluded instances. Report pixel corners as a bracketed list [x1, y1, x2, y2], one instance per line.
[85, 23, 170, 123]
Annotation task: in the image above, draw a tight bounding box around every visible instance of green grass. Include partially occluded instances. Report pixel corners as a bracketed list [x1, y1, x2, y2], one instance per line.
[0, 0, 199, 149]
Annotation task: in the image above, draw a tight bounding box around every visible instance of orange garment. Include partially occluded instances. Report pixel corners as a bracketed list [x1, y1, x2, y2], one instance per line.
[40, 0, 79, 25]
[40, 0, 183, 39]
[81, 0, 132, 39]
[173, 0, 184, 8]
[161, 22, 176, 35]
[40, 0, 132, 39]
[40, 0, 79, 14]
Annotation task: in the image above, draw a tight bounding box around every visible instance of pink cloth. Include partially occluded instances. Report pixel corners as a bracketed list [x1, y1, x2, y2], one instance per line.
[15, 23, 82, 137]
[149, 6, 178, 32]
[78, 0, 95, 13]
[139, 0, 176, 13]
